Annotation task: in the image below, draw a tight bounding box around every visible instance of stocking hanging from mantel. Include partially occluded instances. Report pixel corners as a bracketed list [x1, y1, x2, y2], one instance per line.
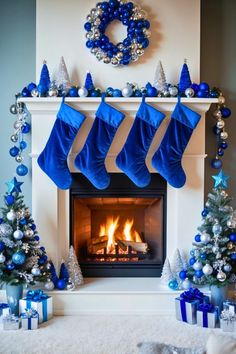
[74, 94, 125, 189]
[152, 97, 201, 188]
[37, 98, 86, 189]
[116, 96, 166, 188]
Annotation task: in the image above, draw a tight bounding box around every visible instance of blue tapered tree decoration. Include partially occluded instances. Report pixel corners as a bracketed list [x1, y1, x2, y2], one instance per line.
[84, 71, 94, 92]
[38, 61, 51, 96]
[178, 61, 192, 94]
[59, 261, 69, 282]
[49, 261, 58, 286]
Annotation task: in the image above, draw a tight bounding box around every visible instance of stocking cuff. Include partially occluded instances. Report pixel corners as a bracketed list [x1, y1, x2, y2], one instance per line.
[96, 101, 125, 128]
[137, 102, 166, 128]
[57, 102, 86, 129]
[172, 102, 201, 129]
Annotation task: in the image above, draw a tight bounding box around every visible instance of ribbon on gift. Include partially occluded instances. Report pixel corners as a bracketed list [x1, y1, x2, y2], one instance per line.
[179, 288, 206, 322]
[20, 308, 38, 330]
[0, 303, 9, 310]
[198, 303, 215, 327]
[25, 289, 48, 322]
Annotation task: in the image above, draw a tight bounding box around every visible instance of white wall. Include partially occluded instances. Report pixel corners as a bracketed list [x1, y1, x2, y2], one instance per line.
[36, 0, 200, 88]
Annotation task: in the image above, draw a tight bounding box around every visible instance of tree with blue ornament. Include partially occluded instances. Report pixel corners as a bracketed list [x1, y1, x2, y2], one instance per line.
[0, 177, 51, 285]
[180, 170, 236, 287]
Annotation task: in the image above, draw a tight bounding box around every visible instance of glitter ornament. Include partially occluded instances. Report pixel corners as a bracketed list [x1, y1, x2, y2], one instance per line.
[216, 270, 227, 282]
[12, 251, 26, 265]
[202, 264, 213, 275]
[0, 223, 13, 236]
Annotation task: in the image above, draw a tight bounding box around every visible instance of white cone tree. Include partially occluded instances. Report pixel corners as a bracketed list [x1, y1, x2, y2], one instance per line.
[153, 61, 168, 93]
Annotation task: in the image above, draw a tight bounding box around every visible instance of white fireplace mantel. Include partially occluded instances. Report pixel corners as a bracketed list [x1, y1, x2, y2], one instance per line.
[17, 97, 217, 315]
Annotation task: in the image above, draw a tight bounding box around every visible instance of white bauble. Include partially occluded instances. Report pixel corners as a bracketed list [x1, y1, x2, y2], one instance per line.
[182, 278, 192, 290]
[122, 85, 133, 97]
[78, 87, 88, 97]
[13, 229, 24, 240]
[193, 261, 203, 271]
[6, 210, 16, 221]
[44, 279, 55, 291]
[169, 86, 178, 97]
[202, 264, 213, 275]
[185, 88, 195, 98]
[0, 253, 6, 263]
[31, 266, 41, 276]
[200, 233, 211, 244]
[212, 223, 222, 235]
[217, 270, 227, 282]
[224, 264, 232, 272]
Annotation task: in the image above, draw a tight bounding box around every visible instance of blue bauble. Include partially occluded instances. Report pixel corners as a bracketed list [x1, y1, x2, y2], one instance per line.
[200, 253, 207, 260]
[22, 122, 31, 134]
[38, 255, 48, 265]
[112, 89, 122, 97]
[0, 218, 3, 224]
[0, 241, 5, 251]
[37, 83, 48, 96]
[179, 270, 187, 280]
[191, 83, 199, 93]
[34, 235, 40, 241]
[12, 251, 26, 265]
[220, 141, 228, 150]
[90, 90, 99, 97]
[16, 164, 28, 176]
[147, 87, 157, 97]
[134, 90, 142, 97]
[194, 234, 201, 242]
[7, 263, 15, 270]
[217, 148, 224, 157]
[221, 107, 231, 118]
[195, 269, 204, 278]
[27, 82, 37, 92]
[20, 141, 27, 150]
[197, 90, 208, 98]
[19, 218, 27, 226]
[21, 87, 31, 97]
[9, 146, 20, 157]
[190, 249, 195, 256]
[40, 246, 45, 251]
[230, 253, 236, 260]
[56, 279, 66, 290]
[229, 233, 236, 242]
[30, 224, 36, 231]
[212, 125, 221, 135]
[201, 208, 208, 217]
[68, 87, 78, 97]
[210, 90, 218, 98]
[189, 257, 196, 265]
[84, 22, 92, 31]
[211, 158, 222, 169]
[168, 279, 178, 290]
[5, 195, 15, 205]
[199, 82, 209, 92]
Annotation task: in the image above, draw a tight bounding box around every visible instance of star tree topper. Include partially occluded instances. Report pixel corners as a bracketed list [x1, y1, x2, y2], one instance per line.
[6, 177, 23, 194]
[212, 169, 229, 189]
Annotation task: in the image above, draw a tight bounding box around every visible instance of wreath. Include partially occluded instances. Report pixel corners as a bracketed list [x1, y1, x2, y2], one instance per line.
[84, 0, 151, 67]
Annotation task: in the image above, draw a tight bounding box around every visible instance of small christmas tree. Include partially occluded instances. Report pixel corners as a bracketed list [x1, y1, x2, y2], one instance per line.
[171, 248, 185, 278]
[0, 177, 50, 285]
[161, 257, 173, 284]
[84, 71, 95, 92]
[59, 260, 69, 283]
[178, 60, 192, 94]
[66, 246, 84, 288]
[38, 60, 51, 96]
[153, 61, 167, 93]
[184, 170, 236, 286]
[55, 56, 71, 91]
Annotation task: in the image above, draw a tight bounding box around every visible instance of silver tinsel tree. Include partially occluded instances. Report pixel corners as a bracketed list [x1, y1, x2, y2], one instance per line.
[153, 60, 168, 93]
[161, 257, 173, 284]
[55, 56, 71, 91]
[66, 246, 84, 289]
[171, 248, 185, 279]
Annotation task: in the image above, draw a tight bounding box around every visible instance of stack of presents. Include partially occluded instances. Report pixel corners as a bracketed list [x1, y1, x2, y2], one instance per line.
[175, 287, 236, 331]
[0, 289, 52, 330]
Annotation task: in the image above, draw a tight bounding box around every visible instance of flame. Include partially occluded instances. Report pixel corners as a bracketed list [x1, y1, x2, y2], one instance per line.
[123, 219, 134, 241]
[134, 230, 142, 242]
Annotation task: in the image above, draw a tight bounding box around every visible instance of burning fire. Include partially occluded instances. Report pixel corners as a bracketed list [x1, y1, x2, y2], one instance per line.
[99, 216, 142, 253]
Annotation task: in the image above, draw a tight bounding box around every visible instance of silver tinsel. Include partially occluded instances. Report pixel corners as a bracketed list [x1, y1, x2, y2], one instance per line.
[0, 236, 15, 248]
[66, 246, 84, 289]
[0, 223, 13, 237]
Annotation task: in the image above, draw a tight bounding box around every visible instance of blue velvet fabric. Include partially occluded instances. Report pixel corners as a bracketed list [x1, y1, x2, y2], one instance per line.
[116, 101, 165, 187]
[152, 100, 201, 188]
[74, 100, 125, 190]
[37, 102, 86, 190]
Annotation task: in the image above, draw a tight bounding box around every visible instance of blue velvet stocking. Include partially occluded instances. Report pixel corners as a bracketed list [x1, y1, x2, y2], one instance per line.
[152, 99, 201, 188]
[116, 98, 165, 187]
[74, 98, 125, 189]
[37, 101, 86, 189]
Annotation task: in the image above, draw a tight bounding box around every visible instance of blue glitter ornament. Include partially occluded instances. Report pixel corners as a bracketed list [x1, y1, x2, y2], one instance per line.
[0, 241, 5, 251]
[168, 279, 178, 290]
[194, 234, 201, 242]
[9, 146, 20, 157]
[21, 122, 31, 134]
[12, 251, 26, 265]
[195, 269, 204, 278]
[5, 195, 15, 205]
[16, 164, 28, 176]
[189, 257, 196, 265]
[179, 270, 187, 280]
[221, 107, 231, 118]
[211, 158, 222, 169]
[229, 233, 236, 242]
[56, 279, 66, 290]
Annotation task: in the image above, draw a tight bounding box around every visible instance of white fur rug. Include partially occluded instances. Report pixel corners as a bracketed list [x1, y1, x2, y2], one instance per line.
[0, 315, 233, 354]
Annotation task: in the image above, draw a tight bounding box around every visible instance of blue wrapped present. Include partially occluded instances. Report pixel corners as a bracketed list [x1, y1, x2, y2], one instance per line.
[3, 314, 20, 330]
[196, 303, 218, 328]
[20, 308, 39, 330]
[0, 303, 11, 323]
[175, 288, 210, 324]
[19, 289, 53, 324]
[223, 300, 236, 314]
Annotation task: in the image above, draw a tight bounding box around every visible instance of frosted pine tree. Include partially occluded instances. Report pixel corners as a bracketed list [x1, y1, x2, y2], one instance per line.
[153, 61, 167, 93]
[161, 257, 173, 284]
[66, 246, 84, 289]
[55, 56, 71, 91]
[171, 249, 185, 279]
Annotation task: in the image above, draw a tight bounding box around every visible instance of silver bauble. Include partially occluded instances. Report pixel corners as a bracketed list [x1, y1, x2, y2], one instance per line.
[10, 104, 17, 115]
[224, 264, 232, 272]
[169, 86, 178, 97]
[48, 88, 58, 97]
[220, 131, 228, 140]
[0, 253, 6, 263]
[212, 245, 219, 254]
[31, 266, 41, 276]
[212, 223, 222, 235]
[122, 85, 133, 98]
[0, 223, 13, 236]
[44, 279, 55, 291]
[78, 87, 88, 97]
[24, 229, 34, 238]
[213, 109, 222, 119]
[103, 57, 111, 64]
[218, 95, 225, 104]
[94, 18, 101, 26]
[66, 279, 75, 291]
[13, 229, 24, 240]
[182, 278, 192, 290]
[137, 48, 144, 56]
[117, 52, 123, 59]
[216, 119, 225, 129]
[217, 270, 227, 282]
[14, 121, 22, 130]
[193, 261, 203, 271]
[185, 88, 195, 98]
[31, 88, 39, 97]
[86, 15, 92, 21]
[163, 90, 170, 97]
[131, 54, 138, 62]
[15, 155, 23, 163]
[11, 134, 18, 143]
[227, 242, 233, 250]
[6, 210, 16, 221]
[202, 264, 213, 275]
[227, 219, 236, 228]
[111, 57, 119, 66]
[200, 233, 211, 243]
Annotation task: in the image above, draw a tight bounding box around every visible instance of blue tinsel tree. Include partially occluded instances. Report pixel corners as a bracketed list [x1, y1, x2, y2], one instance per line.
[38, 61, 51, 96]
[178, 62, 192, 94]
[84, 71, 94, 91]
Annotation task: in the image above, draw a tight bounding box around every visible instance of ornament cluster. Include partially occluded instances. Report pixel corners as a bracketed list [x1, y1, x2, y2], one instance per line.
[84, 0, 150, 66]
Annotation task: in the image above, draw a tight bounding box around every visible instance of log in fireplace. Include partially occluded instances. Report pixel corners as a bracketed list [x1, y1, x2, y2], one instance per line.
[70, 173, 167, 277]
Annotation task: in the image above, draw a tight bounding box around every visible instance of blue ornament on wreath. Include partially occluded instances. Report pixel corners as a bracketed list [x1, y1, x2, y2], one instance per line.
[9, 146, 20, 157]
[19, 218, 27, 226]
[200, 253, 207, 261]
[16, 164, 28, 176]
[20, 141, 27, 150]
[220, 141, 228, 150]
[189, 257, 196, 265]
[12, 251, 26, 265]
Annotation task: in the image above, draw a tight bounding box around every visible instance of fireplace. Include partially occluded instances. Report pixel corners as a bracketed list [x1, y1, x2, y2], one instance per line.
[70, 173, 167, 277]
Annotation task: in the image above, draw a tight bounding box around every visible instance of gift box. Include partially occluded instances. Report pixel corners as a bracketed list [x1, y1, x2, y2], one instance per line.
[3, 314, 20, 330]
[196, 303, 218, 328]
[220, 309, 236, 332]
[175, 288, 210, 325]
[223, 300, 236, 314]
[19, 289, 53, 324]
[20, 308, 39, 330]
[0, 303, 11, 323]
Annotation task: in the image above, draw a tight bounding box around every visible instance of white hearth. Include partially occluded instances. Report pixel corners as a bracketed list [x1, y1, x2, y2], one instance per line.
[18, 97, 216, 315]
